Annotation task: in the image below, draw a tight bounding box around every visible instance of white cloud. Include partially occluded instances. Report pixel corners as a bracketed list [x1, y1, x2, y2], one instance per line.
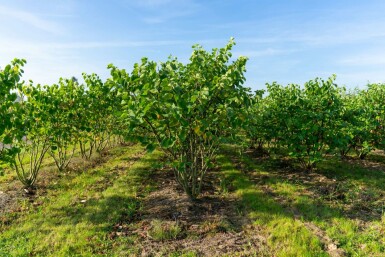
[119, 0, 199, 24]
[135, 0, 174, 8]
[233, 48, 299, 58]
[0, 5, 62, 34]
[0, 39, 225, 54]
[238, 26, 385, 48]
[226, 15, 385, 48]
[337, 71, 385, 87]
[0, 38, 202, 85]
[338, 52, 385, 66]
[142, 9, 194, 24]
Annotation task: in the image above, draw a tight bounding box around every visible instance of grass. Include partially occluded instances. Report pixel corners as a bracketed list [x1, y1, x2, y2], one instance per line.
[0, 140, 108, 186]
[222, 145, 385, 256]
[1, 143, 384, 256]
[148, 219, 183, 241]
[0, 144, 162, 257]
[217, 148, 328, 257]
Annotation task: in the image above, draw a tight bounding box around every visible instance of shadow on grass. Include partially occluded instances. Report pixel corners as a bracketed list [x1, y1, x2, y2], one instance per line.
[52, 194, 141, 231]
[46, 155, 160, 232]
[41, 151, 158, 233]
[216, 150, 334, 256]
[216, 159, 297, 225]
[227, 145, 385, 223]
[216, 158, 333, 222]
[319, 157, 385, 188]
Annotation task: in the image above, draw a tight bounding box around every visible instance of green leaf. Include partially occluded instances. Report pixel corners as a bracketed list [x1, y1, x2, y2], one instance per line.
[146, 144, 156, 153]
[161, 138, 174, 148]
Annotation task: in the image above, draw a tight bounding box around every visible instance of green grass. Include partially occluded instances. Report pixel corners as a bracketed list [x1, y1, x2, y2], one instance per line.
[224, 145, 385, 257]
[1, 144, 385, 256]
[0, 144, 161, 257]
[218, 147, 328, 257]
[148, 219, 183, 241]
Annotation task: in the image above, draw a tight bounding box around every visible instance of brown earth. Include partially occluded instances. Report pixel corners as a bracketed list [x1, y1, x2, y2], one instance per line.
[110, 167, 268, 257]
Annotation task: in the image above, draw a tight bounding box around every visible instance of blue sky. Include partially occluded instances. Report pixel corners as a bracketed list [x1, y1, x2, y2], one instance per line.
[1, 0, 385, 90]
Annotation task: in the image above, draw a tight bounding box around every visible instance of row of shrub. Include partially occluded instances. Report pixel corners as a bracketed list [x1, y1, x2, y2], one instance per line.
[248, 76, 385, 169]
[1, 39, 384, 199]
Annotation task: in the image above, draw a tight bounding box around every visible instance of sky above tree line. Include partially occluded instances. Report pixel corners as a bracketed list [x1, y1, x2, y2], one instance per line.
[1, 0, 384, 90]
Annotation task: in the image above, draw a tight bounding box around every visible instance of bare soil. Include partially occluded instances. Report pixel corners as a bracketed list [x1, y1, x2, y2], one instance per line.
[110, 167, 268, 257]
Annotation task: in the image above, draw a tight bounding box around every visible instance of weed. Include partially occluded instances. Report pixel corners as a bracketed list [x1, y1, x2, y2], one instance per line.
[147, 219, 183, 241]
[219, 176, 231, 194]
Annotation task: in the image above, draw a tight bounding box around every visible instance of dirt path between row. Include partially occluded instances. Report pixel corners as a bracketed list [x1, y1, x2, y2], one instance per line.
[111, 166, 268, 257]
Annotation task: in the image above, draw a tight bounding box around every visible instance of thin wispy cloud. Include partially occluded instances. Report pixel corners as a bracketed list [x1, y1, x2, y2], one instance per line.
[0, 40, 196, 52]
[120, 0, 200, 24]
[338, 71, 385, 86]
[142, 9, 195, 24]
[1, 1, 384, 89]
[133, 0, 197, 9]
[0, 5, 62, 34]
[135, 0, 175, 8]
[233, 48, 299, 58]
[339, 52, 385, 66]
[238, 21, 385, 48]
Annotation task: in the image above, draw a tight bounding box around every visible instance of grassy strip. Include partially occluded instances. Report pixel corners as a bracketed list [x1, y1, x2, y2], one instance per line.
[218, 147, 328, 257]
[0, 145, 161, 257]
[235, 147, 385, 256]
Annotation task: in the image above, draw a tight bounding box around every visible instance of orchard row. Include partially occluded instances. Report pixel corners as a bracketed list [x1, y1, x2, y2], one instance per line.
[1, 39, 384, 199]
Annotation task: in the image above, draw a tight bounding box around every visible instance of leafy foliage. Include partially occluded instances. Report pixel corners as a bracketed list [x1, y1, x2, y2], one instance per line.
[42, 79, 84, 170]
[2, 42, 385, 194]
[249, 76, 344, 170]
[12, 84, 51, 188]
[109, 39, 252, 199]
[0, 59, 26, 174]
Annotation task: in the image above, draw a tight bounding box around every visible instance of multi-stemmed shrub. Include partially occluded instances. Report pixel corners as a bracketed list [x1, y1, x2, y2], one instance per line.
[109, 39, 252, 199]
